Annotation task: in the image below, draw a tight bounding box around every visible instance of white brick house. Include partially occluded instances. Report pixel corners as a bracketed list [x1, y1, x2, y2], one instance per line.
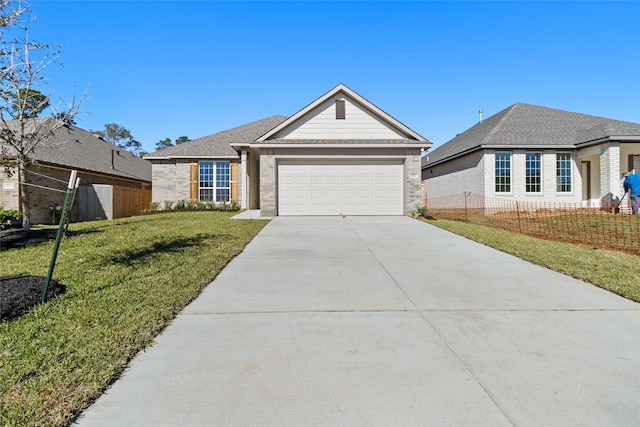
[422, 103, 640, 210]
[145, 84, 431, 217]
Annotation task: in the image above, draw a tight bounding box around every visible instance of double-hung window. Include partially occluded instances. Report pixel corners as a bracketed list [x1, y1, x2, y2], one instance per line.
[199, 161, 230, 202]
[495, 152, 511, 193]
[556, 153, 572, 192]
[525, 152, 542, 193]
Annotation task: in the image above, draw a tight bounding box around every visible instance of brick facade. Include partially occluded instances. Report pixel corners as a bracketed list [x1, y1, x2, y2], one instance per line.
[600, 142, 621, 208]
[259, 150, 277, 217]
[404, 152, 422, 213]
[0, 168, 20, 212]
[1, 163, 150, 224]
[151, 159, 240, 205]
[422, 151, 485, 199]
[423, 149, 584, 204]
[488, 150, 582, 203]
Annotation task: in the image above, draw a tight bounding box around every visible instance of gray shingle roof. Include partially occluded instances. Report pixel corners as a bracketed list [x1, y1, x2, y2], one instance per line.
[145, 115, 288, 158]
[2, 119, 151, 182]
[423, 103, 640, 168]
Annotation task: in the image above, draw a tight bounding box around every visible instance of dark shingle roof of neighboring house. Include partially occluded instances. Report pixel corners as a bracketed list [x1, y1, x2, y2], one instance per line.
[423, 103, 640, 168]
[144, 115, 288, 159]
[2, 119, 151, 182]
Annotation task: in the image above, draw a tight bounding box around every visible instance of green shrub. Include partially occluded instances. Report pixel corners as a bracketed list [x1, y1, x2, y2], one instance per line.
[148, 201, 160, 212]
[150, 200, 241, 214]
[0, 207, 20, 222]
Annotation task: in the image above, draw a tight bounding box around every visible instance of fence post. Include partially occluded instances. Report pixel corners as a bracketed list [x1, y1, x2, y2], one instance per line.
[464, 192, 469, 222]
[42, 170, 77, 303]
[516, 200, 522, 234]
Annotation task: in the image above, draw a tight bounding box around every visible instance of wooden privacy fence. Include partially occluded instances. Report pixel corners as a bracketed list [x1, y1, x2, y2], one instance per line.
[112, 185, 152, 219]
[78, 184, 151, 221]
[426, 192, 640, 255]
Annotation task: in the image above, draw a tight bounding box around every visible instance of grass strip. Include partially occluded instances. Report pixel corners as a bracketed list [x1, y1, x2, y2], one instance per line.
[0, 211, 267, 426]
[422, 218, 640, 303]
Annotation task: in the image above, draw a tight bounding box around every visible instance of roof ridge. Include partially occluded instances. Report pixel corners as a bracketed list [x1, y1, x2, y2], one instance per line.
[506, 102, 640, 127]
[481, 103, 519, 145]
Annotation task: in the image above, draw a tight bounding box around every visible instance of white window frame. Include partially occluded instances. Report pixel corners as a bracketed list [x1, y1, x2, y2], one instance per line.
[556, 153, 572, 193]
[525, 152, 542, 193]
[198, 161, 230, 202]
[495, 151, 512, 193]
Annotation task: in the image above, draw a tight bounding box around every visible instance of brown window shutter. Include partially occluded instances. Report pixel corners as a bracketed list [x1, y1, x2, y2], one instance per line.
[189, 163, 198, 201]
[230, 162, 238, 202]
[336, 100, 345, 119]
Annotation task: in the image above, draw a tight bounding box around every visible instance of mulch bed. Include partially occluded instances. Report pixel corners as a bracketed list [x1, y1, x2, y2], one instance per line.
[0, 228, 68, 322]
[0, 275, 66, 323]
[0, 227, 60, 251]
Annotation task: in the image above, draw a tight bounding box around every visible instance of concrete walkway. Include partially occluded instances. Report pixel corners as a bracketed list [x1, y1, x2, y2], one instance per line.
[75, 216, 640, 426]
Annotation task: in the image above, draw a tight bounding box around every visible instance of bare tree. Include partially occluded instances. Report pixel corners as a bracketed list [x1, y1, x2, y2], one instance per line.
[0, 1, 86, 231]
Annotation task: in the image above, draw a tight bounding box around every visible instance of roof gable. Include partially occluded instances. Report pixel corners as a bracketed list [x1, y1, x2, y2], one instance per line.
[424, 103, 640, 167]
[256, 84, 429, 143]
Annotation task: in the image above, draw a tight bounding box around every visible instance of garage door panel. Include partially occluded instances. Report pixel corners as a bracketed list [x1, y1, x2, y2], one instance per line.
[278, 161, 403, 216]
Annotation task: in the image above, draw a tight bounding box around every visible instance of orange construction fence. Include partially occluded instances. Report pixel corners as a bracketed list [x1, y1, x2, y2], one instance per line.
[425, 192, 640, 255]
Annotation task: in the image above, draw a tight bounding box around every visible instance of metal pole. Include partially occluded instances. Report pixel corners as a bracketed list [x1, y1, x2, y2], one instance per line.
[63, 177, 80, 235]
[42, 170, 77, 303]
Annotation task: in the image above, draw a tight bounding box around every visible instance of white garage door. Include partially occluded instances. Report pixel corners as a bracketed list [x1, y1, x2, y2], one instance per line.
[278, 160, 403, 215]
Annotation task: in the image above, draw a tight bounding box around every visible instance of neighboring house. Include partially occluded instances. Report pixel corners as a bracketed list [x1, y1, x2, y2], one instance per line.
[145, 84, 431, 216]
[0, 119, 152, 224]
[421, 103, 640, 210]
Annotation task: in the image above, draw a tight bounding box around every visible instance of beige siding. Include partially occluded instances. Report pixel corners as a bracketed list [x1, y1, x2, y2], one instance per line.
[273, 97, 404, 140]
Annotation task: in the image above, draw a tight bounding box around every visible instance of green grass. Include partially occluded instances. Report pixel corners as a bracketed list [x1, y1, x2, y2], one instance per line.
[422, 217, 640, 303]
[0, 212, 267, 426]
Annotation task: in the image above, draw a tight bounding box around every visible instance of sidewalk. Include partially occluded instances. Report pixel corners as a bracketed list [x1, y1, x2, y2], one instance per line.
[74, 216, 640, 426]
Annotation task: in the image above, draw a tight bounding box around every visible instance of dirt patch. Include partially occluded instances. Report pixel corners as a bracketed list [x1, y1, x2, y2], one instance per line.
[0, 276, 67, 323]
[0, 228, 60, 251]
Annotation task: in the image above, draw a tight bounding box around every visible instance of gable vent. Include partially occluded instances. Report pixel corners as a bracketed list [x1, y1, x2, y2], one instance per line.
[335, 100, 345, 120]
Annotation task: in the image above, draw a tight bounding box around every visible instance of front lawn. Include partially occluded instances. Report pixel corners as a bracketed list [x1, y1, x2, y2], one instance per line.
[0, 211, 267, 426]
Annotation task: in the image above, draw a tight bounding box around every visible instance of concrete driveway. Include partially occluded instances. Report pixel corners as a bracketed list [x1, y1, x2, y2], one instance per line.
[75, 216, 640, 426]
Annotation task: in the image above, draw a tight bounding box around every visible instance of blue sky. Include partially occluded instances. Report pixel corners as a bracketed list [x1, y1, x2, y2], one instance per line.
[26, 0, 640, 154]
